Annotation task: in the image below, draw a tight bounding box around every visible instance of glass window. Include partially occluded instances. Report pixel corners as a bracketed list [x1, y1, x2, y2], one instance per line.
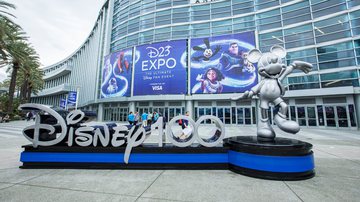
[288, 74, 319, 84]
[288, 74, 320, 90]
[282, 1, 311, 25]
[311, 0, 347, 18]
[191, 22, 210, 37]
[191, 5, 210, 21]
[321, 79, 359, 88]
[139, 30, 154, 44]
[172, 25, 190, 39]
[212, 20, 232, 34]
[314, 15, 351, 43]
[320, 70, 358, 81]
[156, 0, 171, 9]
[173, 0, 189, 6]
[318, 50, 354, 63]
[348, 104, 357, 127]
[317, 41, 355, 69]
[284, 24, 314, 49]
[259, 30, 284, 51]
[256, 9, 282, 31]
[232, 1, 254, 15]
[347, 0, 360, 8]
[255, 0, 279, 10]
[127, 33, 139, 46]
[141, 0, 155, 14]
[318, 58, 355, 70]
[172, 8, 190, 23]
[350, 10, 360, 36]
[287, 48, 318, 69]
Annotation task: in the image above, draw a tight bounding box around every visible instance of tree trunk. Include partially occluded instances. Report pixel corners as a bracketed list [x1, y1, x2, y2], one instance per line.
[7, 62, 19, 114]
[27, 86, 32, 103]
[20, 80, 27, 103]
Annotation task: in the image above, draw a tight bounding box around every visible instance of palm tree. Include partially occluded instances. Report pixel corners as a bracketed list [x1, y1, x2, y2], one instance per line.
[0, 1, 42, 114]
[0, 1, 15, 21]
[17, 57, 43, 103]
[0, 19, 25, 62]
[4, 41, 38, 114]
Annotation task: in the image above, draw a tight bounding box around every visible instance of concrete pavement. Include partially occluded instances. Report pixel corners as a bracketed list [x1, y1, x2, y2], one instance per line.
[0, 120, 359, 202]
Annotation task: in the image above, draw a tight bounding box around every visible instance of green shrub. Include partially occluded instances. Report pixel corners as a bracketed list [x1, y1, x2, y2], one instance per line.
[13, 115, 21, 120]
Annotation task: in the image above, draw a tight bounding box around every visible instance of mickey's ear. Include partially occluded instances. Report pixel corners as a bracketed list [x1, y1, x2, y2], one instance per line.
[247, 49, 262, 63]
[270, 45, 286, 58]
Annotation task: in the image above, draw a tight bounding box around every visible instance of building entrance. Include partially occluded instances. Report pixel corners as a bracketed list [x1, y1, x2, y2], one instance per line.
[295, 106, 317, 127]
[325, 105, 349, 128]
[236, 107, 252, 125]
[217, 107, 232, 124]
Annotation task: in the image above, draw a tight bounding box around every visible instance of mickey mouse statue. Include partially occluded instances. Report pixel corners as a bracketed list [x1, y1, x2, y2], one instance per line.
[232, 45, 312, 141]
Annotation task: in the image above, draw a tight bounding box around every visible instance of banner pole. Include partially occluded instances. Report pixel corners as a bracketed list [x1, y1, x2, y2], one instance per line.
[75, 87, 80, 110]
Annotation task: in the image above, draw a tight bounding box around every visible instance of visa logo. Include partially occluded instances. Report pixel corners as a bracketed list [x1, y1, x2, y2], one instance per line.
[152, 86, 163, 90]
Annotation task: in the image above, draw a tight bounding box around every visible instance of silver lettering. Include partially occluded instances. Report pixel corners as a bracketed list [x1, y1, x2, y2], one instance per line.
[111, 126, 128, 147]
[124, 126, 146, 164]
[93, 125, 110, 147]
[75, 127, 93, 146]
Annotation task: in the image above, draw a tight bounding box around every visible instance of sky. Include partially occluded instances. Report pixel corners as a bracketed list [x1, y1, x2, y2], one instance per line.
[0, 0, 105, 82]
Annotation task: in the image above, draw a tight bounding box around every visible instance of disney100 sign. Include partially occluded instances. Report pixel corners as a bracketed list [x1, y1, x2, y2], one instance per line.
[20, 103, 225, 164]
[232, 45, 312, 141]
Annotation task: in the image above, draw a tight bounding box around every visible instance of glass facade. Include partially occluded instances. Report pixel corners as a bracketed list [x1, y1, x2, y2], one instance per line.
[35, 0, 360, 129]
[110, 0, 360, 92]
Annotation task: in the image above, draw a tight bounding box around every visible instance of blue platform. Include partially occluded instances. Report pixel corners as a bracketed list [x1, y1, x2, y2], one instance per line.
[20, 136, 315, 180]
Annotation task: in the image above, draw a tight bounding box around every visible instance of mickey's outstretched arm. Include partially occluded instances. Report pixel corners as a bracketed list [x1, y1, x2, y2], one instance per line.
[231, 80, 264, 101]
[278, 61, 312, 82]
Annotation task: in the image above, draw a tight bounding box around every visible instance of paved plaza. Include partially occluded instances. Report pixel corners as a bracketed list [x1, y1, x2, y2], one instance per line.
[0, 120, 359, 202]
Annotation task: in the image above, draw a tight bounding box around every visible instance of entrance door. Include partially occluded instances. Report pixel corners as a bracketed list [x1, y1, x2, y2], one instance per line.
[297, 107, 306, 126]
[296, 106, 318, 127]
[336, 106, 348, 127]
[307, 106, 317, 126]
[169, 107, 183, 120]
[217, 107, 231, 124]
[236, 107, 252, 125]
[198, 107, 212, 123]
[325, 106, 336, 127]
[325, 105, 350, 128]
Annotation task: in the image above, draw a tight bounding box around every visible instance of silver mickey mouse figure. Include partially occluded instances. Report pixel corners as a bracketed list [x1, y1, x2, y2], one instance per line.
[232, 45, 312, 141]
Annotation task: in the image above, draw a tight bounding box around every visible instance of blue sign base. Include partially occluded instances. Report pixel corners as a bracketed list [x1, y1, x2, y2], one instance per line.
[20, 137, 315, 180]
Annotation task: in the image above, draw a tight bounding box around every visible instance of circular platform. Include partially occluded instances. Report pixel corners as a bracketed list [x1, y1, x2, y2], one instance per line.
[224, 136, 315, 181]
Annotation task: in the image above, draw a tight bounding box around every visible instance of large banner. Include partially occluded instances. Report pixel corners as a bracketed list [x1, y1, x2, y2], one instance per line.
[133, 40, 187, 96]
[190, 31, 257, 94]
[101, 48, 132, 98]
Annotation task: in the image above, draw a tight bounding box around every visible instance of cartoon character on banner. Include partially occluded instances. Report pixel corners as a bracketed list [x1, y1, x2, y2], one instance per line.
[107, 78, 118, 94]
[102, 57, 112, 83]
[192, 38, 221, 61]
[218, 42, 255, 74]
[232, 45, 312, 141]
[116, 51, 130, 74]
[196, 67, 225, 94]
[101, 51, 131, 98]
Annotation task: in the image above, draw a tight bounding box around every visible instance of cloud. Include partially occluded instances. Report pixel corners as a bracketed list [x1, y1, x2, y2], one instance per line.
[10, 0, 105, 67]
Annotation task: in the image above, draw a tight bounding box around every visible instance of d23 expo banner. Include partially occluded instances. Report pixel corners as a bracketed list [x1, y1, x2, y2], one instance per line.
[101, 48, 132, 98]
[133, 40, 187, 96]
[190, 31, 257, 94]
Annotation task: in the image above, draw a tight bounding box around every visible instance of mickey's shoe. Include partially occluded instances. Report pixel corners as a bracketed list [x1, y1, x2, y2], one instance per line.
[257, 118, 275, 141]
[274, 112, 300, 134]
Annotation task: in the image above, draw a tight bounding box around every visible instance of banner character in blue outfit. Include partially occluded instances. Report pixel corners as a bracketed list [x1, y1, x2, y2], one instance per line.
[219, 42, 255, 74]
[196, 67, 225, 94]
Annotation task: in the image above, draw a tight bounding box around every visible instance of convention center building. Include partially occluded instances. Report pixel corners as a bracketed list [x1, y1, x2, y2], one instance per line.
[31, 0, 360, 130]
